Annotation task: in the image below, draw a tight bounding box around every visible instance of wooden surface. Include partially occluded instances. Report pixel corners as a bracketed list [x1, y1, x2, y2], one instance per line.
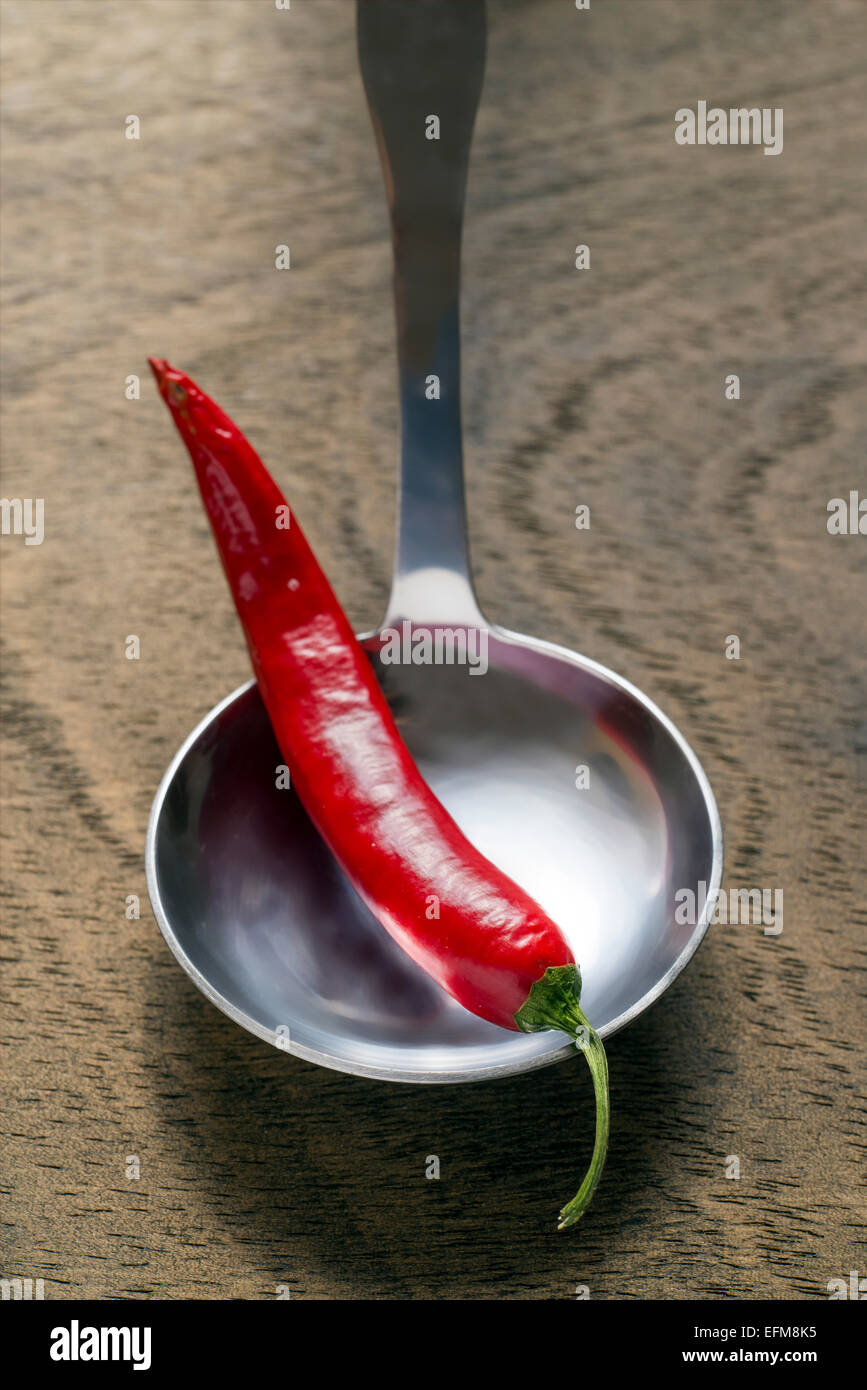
[2, 0, 865, 1300]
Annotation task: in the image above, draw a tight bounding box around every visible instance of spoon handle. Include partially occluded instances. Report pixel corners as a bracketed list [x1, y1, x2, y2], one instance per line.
[357, 0, 487, 626]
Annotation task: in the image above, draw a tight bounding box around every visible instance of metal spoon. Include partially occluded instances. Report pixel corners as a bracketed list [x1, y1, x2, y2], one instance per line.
[146, 0, 722, 1083]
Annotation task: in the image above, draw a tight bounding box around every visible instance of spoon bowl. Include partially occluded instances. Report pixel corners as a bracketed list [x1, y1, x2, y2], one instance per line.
[146, 618, 721, 1082]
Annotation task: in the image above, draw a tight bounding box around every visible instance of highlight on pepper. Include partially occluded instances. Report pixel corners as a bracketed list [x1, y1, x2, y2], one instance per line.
[150, 358, 610, 1229]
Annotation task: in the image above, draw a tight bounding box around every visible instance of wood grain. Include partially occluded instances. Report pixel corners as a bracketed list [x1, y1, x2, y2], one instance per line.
[1, 0, 865, 1300]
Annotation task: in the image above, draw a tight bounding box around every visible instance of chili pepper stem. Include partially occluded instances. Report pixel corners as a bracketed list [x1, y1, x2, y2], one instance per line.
[514, 964, 610, 1230]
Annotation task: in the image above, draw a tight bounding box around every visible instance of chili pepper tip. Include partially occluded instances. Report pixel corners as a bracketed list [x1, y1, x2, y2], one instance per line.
[149, 357, 190, 411]
[148, 357, 169, 386]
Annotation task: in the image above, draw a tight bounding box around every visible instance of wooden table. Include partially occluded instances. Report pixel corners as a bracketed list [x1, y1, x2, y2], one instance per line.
[2, 0, 864, 1300]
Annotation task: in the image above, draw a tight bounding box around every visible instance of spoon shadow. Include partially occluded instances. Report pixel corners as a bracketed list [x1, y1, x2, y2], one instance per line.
[145, 946, 719, 1298]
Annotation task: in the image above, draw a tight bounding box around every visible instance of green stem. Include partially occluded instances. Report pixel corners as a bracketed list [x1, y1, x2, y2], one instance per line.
[514, 964, 610, 1230]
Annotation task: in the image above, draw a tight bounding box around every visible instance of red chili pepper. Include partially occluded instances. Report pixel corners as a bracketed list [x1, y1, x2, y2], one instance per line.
[149, 357, 609, 1228]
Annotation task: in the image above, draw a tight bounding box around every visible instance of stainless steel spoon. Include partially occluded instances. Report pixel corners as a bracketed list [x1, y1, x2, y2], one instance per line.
[146, 0, 722, 1083]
